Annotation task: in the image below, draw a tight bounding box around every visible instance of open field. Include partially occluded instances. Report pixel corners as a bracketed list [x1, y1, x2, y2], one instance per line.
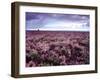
[26, 31, 89, 67]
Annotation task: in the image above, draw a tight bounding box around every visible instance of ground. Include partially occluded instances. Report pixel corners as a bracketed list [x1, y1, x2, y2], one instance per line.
[26, 31, 89, 67]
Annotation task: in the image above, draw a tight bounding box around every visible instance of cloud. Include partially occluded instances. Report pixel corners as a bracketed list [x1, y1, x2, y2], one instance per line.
[26, 12, 90, 31]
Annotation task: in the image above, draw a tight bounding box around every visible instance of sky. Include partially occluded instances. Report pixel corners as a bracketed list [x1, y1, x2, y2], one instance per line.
[26, 12, 90, 31]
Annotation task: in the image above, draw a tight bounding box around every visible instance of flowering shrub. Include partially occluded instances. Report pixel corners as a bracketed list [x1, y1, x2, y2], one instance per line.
[26, 31, 89, 67]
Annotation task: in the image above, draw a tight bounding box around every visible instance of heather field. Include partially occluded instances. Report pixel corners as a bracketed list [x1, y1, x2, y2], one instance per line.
[26, 31, 89, 67]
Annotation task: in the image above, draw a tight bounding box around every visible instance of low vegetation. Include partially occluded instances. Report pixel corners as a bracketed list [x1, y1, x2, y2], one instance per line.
[26, 31, 89, 67]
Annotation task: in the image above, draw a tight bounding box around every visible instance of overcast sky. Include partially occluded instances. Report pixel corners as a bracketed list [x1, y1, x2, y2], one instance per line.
[26, 12, 90, 31]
